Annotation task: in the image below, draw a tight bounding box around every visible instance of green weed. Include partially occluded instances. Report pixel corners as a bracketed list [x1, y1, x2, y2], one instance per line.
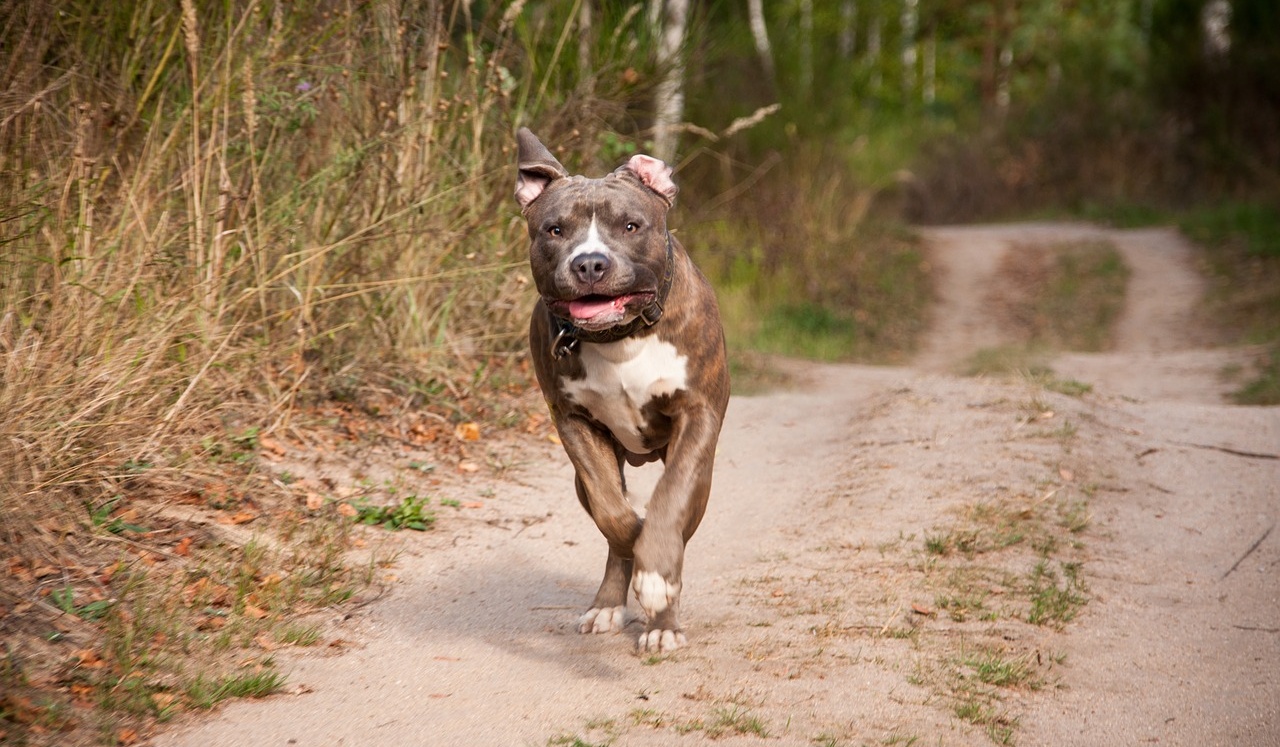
[352, 496, 436, 531]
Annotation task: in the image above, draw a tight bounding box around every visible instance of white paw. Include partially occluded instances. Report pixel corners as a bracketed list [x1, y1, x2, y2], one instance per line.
[576, 606, 629, 634]
[637, 628, 687, 653]
[632, 571, 679, 617]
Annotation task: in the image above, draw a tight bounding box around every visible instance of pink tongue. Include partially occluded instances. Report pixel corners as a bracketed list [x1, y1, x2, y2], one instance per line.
[568, 296, 620, 320]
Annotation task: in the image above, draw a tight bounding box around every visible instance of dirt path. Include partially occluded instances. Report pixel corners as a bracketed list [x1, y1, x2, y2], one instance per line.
[158, 224, 1278, 746]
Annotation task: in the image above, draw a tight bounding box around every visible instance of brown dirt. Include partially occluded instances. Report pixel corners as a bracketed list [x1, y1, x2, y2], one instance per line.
[156, 223, 1279, 746]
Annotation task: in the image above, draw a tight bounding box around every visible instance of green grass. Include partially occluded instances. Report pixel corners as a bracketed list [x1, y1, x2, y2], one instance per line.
[699, 156, 932, 368]
[1027, 561, 1088, 627]
[275, 624, 322, 647]
[754, 303, 863, 360]
[185, 671, 286, 709]
[707, 704, 769, 739]
[1182, 201, 1280, 404]
[1180, 202, 1280, 259]
[1233, 347, 1280, 405]
[1007, 240, 1131, 352]
[963, 651, 1035, 688]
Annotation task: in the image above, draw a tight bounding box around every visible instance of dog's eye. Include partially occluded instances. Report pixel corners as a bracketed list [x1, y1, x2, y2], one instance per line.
[548, 225, 562, 237]
[624, 221, 640, 233]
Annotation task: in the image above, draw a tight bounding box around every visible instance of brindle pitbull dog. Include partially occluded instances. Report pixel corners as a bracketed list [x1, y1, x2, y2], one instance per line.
[515, 128, 730, 653]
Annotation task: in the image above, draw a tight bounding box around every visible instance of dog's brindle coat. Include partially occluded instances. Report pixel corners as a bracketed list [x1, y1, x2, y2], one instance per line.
[515, 129, 729, 653]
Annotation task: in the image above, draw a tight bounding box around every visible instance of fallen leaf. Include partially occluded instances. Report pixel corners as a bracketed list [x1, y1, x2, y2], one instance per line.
[32, 565, 58, 579]
[461, 501, 484, 509]
[1039, 410, 1055, 420]
[457, 461, 480, 473]
[547, 433, 562, 445]
[911, 603, 936, 617]
[254, 633, 278, 650]
[770, 588, 786, 598]
[152, 693, 177, 710]
[337, 503, 358, 518]
[258, 436, 286, 456]
[305, 492, 324, 510]
[173, 536, 194, 557]
[75, 649, 106, 669]
[243, 604, 268, 620]
[117, 728, 139, 745]
[97, 563, 120, 584]
[429, 693, 451, 698]
[1, 695, 40, 724]
[1059, 467, 1075, 482]
[454, 422, 481, 442]
[218, 511, 258, 525]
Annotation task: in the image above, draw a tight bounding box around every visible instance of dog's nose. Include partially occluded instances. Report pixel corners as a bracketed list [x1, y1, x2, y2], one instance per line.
[570, 252, 611, 285]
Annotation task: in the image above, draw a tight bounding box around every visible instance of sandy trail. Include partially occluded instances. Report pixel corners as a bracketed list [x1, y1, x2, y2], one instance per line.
[159, 224, 1278, 746]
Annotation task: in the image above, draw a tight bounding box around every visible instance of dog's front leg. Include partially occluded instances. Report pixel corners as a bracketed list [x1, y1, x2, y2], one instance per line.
[631, 405, 723, 652]
[556, 416, 643, 634]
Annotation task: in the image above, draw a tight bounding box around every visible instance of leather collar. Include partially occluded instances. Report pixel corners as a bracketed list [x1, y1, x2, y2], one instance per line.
[549, 233, 675, 360]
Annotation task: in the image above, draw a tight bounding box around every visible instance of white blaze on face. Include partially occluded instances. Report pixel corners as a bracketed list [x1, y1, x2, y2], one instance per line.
[567, 215, 614, 263]
[561, 336, 688, 455]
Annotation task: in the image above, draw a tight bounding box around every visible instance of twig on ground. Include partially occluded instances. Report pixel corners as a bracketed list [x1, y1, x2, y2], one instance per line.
[1221, 523, 1274, 580]
[1173, 441, 1279, 460]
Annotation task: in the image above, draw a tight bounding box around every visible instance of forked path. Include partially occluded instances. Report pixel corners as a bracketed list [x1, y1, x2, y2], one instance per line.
[160, 224, 1278, 746]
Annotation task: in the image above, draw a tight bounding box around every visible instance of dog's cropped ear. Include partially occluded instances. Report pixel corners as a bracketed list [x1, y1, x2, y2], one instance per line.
[515, 128, 569, 210]
[615, 154, 679, 206]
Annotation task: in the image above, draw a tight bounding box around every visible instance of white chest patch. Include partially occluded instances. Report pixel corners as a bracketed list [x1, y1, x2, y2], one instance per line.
[561, 336, 688, 454]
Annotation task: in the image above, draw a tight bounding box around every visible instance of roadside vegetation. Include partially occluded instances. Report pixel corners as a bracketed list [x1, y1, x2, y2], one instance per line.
[962, 239, 1130, 391]
[1182, 203, 1280, 404]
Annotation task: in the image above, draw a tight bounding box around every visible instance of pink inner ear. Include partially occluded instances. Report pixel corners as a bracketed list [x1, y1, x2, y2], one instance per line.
[626, 154, 678, 203]
[516, 171, 551, 209]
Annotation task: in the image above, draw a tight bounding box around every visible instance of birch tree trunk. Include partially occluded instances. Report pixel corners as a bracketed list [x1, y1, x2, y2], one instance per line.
[839, 0, 857, 60]
[868, 15, 883, 92]
[578, 0, 594, 95]
[747, 0, 776, 84]
[923, 30, 936, 105]
[652, 0, 688, 163]
[901, 0, 918, 100]
[800, 0, 814, 100]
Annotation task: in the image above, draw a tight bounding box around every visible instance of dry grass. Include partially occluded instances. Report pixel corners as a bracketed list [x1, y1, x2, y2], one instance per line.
[0, 1, 644, 742]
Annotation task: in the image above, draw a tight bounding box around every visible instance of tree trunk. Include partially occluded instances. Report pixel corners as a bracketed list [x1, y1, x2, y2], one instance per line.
[652, 0, 688, 164]
[901, 0, 918, 100]
[800, 0, 814, 100]
[747, 0, 776, 85]
[868, 15, 882, 92]
[923, 29, 936, 105]
[839, 0, 857, 60]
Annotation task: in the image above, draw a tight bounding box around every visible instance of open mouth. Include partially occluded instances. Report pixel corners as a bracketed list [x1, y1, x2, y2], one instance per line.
[548, 292, 653, 327]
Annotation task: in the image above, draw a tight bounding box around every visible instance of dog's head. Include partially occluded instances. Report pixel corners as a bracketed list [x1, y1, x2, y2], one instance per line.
[515, 128, 678, 332]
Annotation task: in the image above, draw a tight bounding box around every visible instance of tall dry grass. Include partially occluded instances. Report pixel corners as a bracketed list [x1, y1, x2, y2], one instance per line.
[0, 0, 637, 561]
